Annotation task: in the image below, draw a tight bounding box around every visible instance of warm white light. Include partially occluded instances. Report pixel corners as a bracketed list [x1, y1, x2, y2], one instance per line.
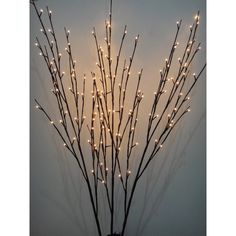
[187, 109, 191, 112]
[35, 105, 40, 109]
[91, 170, 94, 173]
[50, 121, 54, 124]
[160, 144, 163, 148]
[40, 9, 43, 13]
[73, 137, 76, 141]
[118, 174, 121, 178]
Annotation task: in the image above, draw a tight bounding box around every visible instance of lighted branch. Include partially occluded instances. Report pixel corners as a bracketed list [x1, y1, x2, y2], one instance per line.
[31, 0, 205, 235]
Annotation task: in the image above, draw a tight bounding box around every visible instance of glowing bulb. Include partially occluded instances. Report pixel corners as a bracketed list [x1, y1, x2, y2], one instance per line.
[88, 140, 90, 143]
[35, 42, 38, 47]
[39, 52, 42, 56]
[174, 108, 177, 111]
[63, 143, 67, 147]
[187, 109, 191, 112]
[49, 10, 52, 14]
[40, 9, 43, 13]
[50, 121, 54, 125]
[135, 142, 139, 146]
[101, 180, 105, 184]
[198, 46, 202, 50]
[155, 139, 158, 143]
[124, 30, 127, 34]
[106, 168, 109, 171]
[35, 105, 40, 109]
[118, 174, 121, 178]
[91, 170, 94, 173]
[160, 144, 163, 148]
[127, 170, 131, 175]
[176, 21, 179, 25]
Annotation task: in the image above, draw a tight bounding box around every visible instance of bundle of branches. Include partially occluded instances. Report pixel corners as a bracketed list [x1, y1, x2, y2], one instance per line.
[31, 0, 205, 235]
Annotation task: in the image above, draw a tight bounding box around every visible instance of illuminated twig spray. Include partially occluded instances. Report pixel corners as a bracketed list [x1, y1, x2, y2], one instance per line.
[31, 0, 206, 235]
